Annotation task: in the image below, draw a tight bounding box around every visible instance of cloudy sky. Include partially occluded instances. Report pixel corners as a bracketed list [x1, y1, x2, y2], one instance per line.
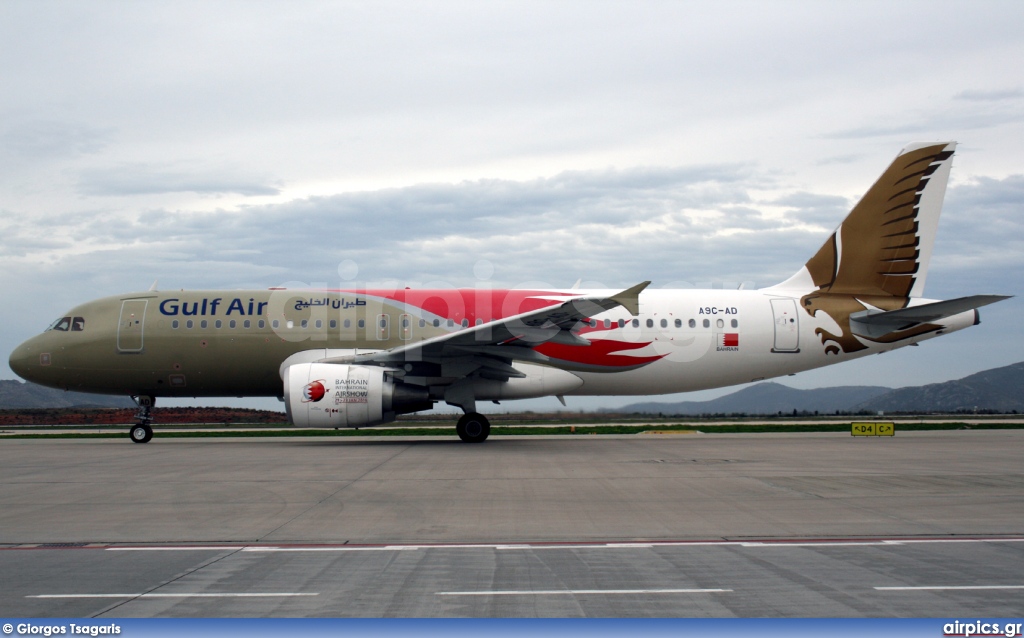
[2, 1, 1022, 411]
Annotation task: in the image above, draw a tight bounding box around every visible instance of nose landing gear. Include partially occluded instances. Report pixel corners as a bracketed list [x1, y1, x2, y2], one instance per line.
[129, 395, 154, 444]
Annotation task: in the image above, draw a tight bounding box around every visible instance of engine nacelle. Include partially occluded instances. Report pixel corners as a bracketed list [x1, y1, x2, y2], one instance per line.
[283, 363, 432, 428]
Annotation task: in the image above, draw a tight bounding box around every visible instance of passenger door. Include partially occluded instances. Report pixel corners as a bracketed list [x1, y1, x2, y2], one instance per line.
[117, 299, 148, 353]
[770, 298, 800, 353]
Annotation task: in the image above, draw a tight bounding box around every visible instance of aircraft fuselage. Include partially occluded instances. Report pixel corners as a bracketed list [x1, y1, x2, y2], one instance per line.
[8, 286, 977, 401]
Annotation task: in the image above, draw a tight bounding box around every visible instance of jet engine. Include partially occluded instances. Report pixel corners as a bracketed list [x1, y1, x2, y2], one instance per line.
[283, 363, 432, 428]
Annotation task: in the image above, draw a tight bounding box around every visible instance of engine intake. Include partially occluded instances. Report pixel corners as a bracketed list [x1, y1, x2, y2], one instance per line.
[284, 363, 432, 428]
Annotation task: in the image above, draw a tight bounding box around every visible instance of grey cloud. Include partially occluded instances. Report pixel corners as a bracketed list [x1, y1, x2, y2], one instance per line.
[946, 175, 1024, 212]
[0, 120, 114, 160]
[12, 163, 788, 292]
[823, 91, 1024, 140]
[7, 166, 1019, 301]
[814, 154, 862, 166]
[928, 175, 1024, 297]
[953, 89, 1022, 102]
[77, 164, 283, 196]
[825, 110, 1024, 139]
[768, 191, 850, 226]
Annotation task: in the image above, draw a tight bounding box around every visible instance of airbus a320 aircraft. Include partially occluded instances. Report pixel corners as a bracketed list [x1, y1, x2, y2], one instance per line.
[8, 142, 1009, 443]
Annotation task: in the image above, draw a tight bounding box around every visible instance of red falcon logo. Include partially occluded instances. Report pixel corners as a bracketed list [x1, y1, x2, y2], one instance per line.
[302, 380, 326, 403]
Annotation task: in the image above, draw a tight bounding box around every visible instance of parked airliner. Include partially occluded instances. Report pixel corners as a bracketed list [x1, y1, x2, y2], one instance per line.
[8, 142, 1008, 443]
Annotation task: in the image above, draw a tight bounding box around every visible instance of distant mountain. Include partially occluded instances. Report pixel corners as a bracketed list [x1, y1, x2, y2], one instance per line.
[617, 361, 1024, 415]
[618, 382, 890, 415]
[857, 361, 1024, 413]
[0, 380, 134, 409]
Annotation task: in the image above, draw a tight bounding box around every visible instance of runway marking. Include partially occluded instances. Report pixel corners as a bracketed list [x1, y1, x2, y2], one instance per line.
[875, 585, 1024, 591]
[107, 546, 246, 551]
[743, 539, 1024, 548]
[242, 545, 421, 552]
[28, 593, 319, 598]
[436, 588, 732, 596]
[92, 537, 1024, 553]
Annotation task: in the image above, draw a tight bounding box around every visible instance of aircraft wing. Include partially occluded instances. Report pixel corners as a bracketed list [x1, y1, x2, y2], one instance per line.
[319, 281, 651, 376]
[850, 294, 1010, 339]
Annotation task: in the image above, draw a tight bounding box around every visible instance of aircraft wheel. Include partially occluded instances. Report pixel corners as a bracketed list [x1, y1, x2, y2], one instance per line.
[130, 424, 153, 444]
[456, 412, 490, 443]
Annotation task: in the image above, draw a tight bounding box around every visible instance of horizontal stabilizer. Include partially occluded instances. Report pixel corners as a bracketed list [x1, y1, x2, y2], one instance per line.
[850, 295, 1010, 339]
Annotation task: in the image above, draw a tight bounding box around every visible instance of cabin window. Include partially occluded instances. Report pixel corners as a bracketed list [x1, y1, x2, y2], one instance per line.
[475, 318, 483, 326]
[343, 319, 351, 328]
[272, 320, 280, 329]
[200, 320, 208, 329]
[358, 319, 365, 329]
[186, 320, 194, 329]
[171, 320, 179, 329]
[646, 318, 654, 328]
[230, 320, 237, 328]
[419, 319, 426, 328]
[257, 319, 265, 329]
[300, 319, 308, 328]
[660, 318, 668, 328]
[461, 319, 469, 328]
[717, 318, 724, 329]
[731, 319, 738, 328]
[329, 319, 337, 329]
[702, 319, 710, 328]
[632, 319, 639, 328]
[603, 319, 611, 328]
[674, 319, 682, 328]
[433, 318, 440, 327]
[618, 319, 625, 328]
[689, 319, 696, 328]
[215, 320, 222, 329]
[447, 319, 455, 328]
[287, 321, 294, 329]
[402, 318, 410, 328]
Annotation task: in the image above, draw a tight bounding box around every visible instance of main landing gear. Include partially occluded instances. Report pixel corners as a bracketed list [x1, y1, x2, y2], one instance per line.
[456, 412, 490, 443]
[129, 395, 154, 444]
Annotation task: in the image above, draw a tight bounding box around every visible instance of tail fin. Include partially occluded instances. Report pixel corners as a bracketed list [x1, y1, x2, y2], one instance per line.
[775, 141, 956, 298]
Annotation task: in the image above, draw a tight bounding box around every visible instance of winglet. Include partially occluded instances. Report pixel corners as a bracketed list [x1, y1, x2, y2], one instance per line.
[609, 281, 650, 316]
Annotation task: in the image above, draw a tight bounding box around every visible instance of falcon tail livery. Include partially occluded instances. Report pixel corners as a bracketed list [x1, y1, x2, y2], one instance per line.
[8, 142, 1009, 443]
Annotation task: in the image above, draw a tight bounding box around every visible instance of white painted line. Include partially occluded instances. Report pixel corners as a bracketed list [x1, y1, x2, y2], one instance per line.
[28, 593, 319, 598]
[741, 542, 893, 547]
[97, 537, 1024, 553]
[106, 547, 245, 551]
[436, 588, 732, 596]
[889, 538, 1024, 544]
[740, 539, 1024, 548]
[242, 546, 419, 552]
[875, 585, 1024, 591]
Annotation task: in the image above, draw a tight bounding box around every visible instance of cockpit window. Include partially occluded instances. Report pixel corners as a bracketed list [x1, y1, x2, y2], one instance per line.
[46, 316, 85, 332]
[48, 317, 72, 332]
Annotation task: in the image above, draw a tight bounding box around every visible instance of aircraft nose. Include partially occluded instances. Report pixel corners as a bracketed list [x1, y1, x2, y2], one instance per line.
[9, 338, 40, 382]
